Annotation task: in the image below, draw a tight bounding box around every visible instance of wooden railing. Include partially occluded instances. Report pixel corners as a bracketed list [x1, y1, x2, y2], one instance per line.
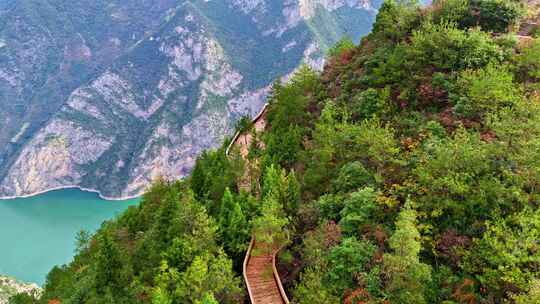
[272, 243, 290, 304]
[243, 238, 256, 304]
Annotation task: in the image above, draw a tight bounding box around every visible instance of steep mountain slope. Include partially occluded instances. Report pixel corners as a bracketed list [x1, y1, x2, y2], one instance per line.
[0, 0, 380, 199]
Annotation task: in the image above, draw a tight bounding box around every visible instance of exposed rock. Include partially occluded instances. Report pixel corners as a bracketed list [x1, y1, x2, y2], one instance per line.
[299, 0, 375, 18]
[0, 276, 41, 304]
[1, 119, 112, 197]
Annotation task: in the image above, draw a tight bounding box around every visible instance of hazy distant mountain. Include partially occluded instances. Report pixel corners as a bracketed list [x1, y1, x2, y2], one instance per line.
[0, 0, 381, 199]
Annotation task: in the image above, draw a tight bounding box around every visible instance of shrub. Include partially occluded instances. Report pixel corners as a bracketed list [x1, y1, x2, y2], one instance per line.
[462, 0, 525, 33]
[452, 64, 522, 118]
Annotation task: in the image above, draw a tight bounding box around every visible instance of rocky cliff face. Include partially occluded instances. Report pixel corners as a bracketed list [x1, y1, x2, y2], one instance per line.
[0, 0, 381, 199]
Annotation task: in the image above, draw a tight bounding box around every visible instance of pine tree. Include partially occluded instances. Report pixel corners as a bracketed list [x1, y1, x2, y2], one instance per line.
[383, 201, 432, 304]
[94, 233, 124, 294]
[218, 188, 248, 255]
[191, 157, 207, 201]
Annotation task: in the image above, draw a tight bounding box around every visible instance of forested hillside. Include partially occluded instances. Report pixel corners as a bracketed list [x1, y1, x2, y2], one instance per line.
[11, 0, 540, 303]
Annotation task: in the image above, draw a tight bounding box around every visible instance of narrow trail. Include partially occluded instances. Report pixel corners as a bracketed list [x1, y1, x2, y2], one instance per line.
[226, 106, 290, 304]
[226, 105, 268, 192]
[519, 0, 540, 37]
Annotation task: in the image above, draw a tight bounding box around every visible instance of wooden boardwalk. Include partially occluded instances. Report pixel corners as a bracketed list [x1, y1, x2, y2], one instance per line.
[226, 105, 289, 304]
[243, 239, 289, 304]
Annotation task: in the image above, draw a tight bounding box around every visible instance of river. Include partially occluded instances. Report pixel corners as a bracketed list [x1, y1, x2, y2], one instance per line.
[0, 188, 139, 285]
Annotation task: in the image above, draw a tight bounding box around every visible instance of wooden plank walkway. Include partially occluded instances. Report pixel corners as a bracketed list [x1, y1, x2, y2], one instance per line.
[243, 239, 288, 304]
[226, 105, 289, 304]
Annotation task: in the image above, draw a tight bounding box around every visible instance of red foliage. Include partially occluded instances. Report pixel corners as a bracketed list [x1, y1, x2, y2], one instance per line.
[374, 225, 387, 248]
[361, 224, 387, 264]
[323, 221, 343, 248]
[418, 81, 447, 105]
[438, 107, 457, 130]
[136, 291, 149, 302]
[344, 288, 371, 304]
[480, 130, 497, 142]
[452, 279, 477, 304]
[339, 49, 355, 65]
[436, 230, 471, 267]
[399, 100, 408, 109]
[48, 300, 62, 304]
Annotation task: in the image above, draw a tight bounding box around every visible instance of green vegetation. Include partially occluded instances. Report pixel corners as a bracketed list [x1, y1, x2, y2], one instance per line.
[12, 0, 540, 303]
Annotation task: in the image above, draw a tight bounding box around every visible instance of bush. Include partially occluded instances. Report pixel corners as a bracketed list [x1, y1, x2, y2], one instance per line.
[409, 22, 503, 71]
[326, 237, 377, 293]
[350, 87, 391, 120]
[515, 39, 540, 82]
[332, 161, 375, 193]
[328, 37, 355, 57]
[452, 64, 521, 117]
[463, 208, 540, 294]
[462, 0, 525, 33]
[339, 187, 379, 236]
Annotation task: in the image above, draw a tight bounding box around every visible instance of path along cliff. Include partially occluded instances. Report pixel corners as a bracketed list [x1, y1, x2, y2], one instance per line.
[226, 106, 290, 304]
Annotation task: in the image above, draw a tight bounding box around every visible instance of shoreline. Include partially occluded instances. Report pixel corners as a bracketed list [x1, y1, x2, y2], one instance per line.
[0, 186, 142, 201]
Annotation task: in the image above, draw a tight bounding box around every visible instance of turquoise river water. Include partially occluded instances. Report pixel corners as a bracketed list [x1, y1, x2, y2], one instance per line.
[0, 188, 139, 285]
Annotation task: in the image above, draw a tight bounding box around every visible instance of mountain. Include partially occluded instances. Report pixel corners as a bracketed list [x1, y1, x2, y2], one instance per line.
[8, 0, 540, 303]
[0, 0, 381, 199]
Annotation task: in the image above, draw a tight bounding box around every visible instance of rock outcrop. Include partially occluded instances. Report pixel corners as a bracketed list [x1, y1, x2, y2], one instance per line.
[0, 276, 41, 304]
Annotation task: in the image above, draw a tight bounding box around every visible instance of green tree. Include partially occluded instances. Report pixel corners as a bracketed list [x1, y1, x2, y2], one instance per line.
[515, 39, 540, 82]
[338, 187, 379, 236]
[461, 0, 525, 33]
[409, 22, 503, 72]
[94, 232, 124, 294]
[262, 165, 301, 215]
[218, 188, 249, 255]
[431, 0, 469, 24]
[263, 66, 320, 168]
[252, 196, 289, 252]
[189, 149, 238, 211]
[413, 127, 524, 232]
[371, 0, 421, 43]
[153, 253, 242, 304]
[383, 202, 432, 304]
[74, 229, 91, 255]
[196, 293, 219, 304]
[8, 294, 36, 304]
[349, 87, 391, 121]
[293, 265, 340, 304]
[326, 237, 377, 293]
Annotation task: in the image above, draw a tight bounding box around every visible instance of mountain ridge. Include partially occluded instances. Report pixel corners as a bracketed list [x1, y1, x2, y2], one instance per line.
[0, 0, 380, 199]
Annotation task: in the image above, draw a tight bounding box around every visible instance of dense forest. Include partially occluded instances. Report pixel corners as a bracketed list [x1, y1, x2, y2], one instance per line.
[11, 0, 540, 303]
